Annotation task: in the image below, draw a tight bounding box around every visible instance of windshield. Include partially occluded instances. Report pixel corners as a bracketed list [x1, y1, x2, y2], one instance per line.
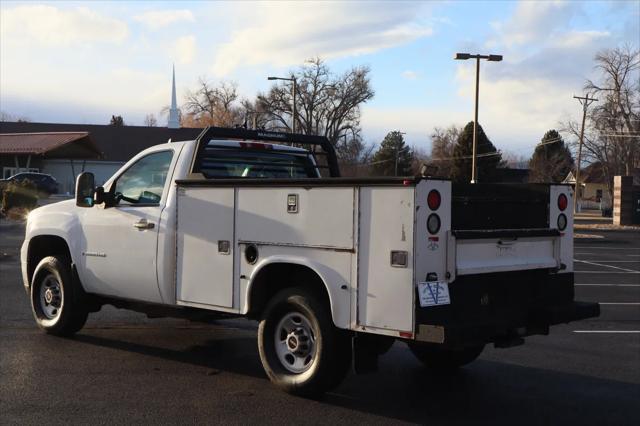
[199, 147, 319, 179]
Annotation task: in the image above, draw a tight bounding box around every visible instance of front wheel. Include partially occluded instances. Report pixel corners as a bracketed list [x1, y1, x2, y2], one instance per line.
[30, 255, 88, 336]
[257, 287, 351, 397]
[407, 343, 484, 371]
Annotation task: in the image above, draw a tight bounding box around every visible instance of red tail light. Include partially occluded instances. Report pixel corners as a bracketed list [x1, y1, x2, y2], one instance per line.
[558, 194, 568, 211]
[427, 190, 441, 210]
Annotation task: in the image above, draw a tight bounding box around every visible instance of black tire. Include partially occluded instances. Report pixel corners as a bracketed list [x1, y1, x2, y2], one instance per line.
[407, 343, 484, 371]
[30, 255, 88, 336]
[258, 287, 351, 397]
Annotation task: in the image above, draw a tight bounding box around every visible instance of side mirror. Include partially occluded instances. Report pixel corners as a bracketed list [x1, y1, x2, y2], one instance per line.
[75, 172, 95, 208]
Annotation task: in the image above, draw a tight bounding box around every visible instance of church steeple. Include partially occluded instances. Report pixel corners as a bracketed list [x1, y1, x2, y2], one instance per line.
[168, 64, 180, 129]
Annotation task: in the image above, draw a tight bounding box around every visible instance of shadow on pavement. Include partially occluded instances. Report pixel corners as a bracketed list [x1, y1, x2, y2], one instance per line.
[70, 331, 640, 425]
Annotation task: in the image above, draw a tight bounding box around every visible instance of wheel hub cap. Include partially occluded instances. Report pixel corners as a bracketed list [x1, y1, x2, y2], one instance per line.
[275, 313, 317, 373]
[44, 289, 53, 304]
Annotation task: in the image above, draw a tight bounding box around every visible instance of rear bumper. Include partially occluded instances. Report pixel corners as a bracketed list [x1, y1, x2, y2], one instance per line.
[416, 301, 600, 347]
[414, 271, 600, 348]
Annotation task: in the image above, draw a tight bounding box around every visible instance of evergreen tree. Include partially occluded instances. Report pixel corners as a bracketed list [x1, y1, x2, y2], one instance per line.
[109, 115, 124, 126]
[528, 130, 574, 183]
[451, 122, 502, 183]
[371, 131, 413, 176]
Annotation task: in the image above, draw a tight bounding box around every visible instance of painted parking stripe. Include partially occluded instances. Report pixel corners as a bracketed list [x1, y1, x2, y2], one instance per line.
[598, 302, 640, 305]
[573, 247, 640, 249]
[574, 259, 639, 273]
[575, 284, 640, 287]
[574, 260, 640, 263]
[575, 271, 640, 274]
[573, 330, 640, 333]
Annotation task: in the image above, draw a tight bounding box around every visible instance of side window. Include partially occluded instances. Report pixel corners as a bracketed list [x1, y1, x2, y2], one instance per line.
[113, 151, 173, 206]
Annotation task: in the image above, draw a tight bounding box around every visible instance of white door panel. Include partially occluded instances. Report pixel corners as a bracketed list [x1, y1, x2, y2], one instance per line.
[77, 205, 162, 302]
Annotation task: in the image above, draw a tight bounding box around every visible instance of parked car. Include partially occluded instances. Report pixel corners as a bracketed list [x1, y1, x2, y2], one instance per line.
[1, 172, 58, 195]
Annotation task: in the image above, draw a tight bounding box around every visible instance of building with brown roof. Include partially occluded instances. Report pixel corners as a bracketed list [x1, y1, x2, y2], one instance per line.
[0, 122, 201, 193]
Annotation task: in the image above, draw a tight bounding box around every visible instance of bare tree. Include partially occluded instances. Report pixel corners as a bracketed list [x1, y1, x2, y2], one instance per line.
[428, 125, 461, 178]
[565, 45, 640, 195]
[144, 113, 158, 127]
[256, 58, 375, 147]
[0, 111, 30, 122]
[182, 79, 244, 128]
[335, 130, 376, 177]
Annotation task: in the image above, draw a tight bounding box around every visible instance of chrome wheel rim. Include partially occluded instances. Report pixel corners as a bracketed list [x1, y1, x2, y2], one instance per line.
[38, 274, 62, 320]
[274, 312, 317, 373]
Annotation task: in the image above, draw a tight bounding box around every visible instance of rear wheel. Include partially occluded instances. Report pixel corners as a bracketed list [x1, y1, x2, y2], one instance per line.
[30, 255, 88, 336]
[407, 343, 484, 371]
[258, 287, 351, 397]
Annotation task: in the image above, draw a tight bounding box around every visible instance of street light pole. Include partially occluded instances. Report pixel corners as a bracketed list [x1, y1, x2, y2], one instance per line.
[454, 53, 503, 183]
[472, 56, 480, 183]
[267, 76, 297, 133]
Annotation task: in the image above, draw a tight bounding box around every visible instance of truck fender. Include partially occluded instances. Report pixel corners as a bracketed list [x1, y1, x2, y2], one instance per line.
[243, 255, 350, 330]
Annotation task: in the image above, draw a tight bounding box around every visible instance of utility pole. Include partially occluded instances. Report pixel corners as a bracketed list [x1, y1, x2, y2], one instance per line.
[394, 131, 406, 176]
[573, 94, 597, 214]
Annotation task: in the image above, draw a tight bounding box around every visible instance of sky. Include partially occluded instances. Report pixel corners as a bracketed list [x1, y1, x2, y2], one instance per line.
[0, 0, 638, 156]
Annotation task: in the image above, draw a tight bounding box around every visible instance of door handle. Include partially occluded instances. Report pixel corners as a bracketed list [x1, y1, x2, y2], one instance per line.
[133, 219, 155, 230]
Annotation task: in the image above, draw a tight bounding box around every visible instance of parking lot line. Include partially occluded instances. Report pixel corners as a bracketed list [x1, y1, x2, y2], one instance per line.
[574, 259, 640, 273]
[575, 271, 640, 274]
[573, 330, 640, 333]
[575, 284, 640, 287]
[598, 302, 640, 305]
[573, 247, 640, 250]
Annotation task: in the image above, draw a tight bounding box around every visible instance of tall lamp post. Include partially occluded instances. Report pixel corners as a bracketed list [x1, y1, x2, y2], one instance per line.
[267, 76, 297, 133]
[454, 53, 502, 183]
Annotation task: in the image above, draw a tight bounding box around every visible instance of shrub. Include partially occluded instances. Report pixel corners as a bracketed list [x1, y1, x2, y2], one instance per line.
[1, 179, 38, 213]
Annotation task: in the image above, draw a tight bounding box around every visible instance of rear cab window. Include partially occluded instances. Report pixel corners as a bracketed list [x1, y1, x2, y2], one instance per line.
[198, 142, 320, 179]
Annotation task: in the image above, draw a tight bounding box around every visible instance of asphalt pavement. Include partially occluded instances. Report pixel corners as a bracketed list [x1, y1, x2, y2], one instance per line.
[1, 220, 638, 425]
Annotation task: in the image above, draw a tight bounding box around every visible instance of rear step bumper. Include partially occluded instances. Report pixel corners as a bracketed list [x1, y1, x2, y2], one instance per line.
[415, 301, 600, 347]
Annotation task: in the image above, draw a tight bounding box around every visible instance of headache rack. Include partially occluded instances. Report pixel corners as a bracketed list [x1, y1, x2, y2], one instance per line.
[188, 126, 341, 178]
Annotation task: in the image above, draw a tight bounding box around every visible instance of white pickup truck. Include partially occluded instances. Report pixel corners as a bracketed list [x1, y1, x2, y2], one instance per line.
[21, 127, 599, 396]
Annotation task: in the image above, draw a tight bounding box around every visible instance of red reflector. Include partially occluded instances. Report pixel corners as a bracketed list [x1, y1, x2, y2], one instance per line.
[403, 179, 412, 186]
[558, 193, 568, 211]
[427, 190, 441, 210]
[399, 331, 413, 339]
[428, 236, 439, 241]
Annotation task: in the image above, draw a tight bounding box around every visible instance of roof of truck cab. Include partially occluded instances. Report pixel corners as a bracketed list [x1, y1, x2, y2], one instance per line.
[205, 139, 310, 153]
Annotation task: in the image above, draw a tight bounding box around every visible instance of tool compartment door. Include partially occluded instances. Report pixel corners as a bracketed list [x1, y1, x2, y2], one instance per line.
[176, 187, 235, 309]
[450, 230, 560, 277]
[357, 187, 415, 332]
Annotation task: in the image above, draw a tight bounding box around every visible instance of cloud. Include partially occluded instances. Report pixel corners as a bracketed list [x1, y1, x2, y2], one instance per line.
[361, 106, 468, 148]
[0, 4, 128, 46]
[171, 35, 197, 65]
[489, 0, 580, 48]
[402, 70, 419, 80]
[211, 2, 433, 76]
[133, 9, 195, 30]
[448, 1, 631, 151]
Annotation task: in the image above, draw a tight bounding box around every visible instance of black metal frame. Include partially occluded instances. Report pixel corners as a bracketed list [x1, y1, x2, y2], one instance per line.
[190, 126, 341, 177]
